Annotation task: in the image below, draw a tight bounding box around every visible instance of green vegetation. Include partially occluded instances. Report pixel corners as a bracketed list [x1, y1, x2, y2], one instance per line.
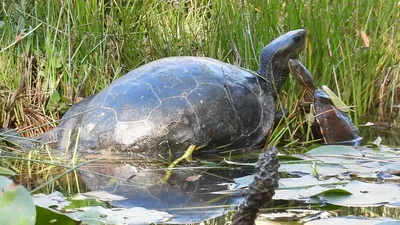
[1, 0, 399, 136]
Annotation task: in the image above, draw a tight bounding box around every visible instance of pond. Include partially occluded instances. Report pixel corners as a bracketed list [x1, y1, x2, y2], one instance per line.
[1, 1, 400, 224]
[1, 125, 399, 225]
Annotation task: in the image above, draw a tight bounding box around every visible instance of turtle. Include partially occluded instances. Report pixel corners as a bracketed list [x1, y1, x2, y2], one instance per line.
[288, 59, 362, 146]
[1, 29, 307, 158]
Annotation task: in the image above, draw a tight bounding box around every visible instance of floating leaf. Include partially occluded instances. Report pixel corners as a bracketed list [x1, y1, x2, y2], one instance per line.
[342, 163, 400, 182]
[306, 145, 362, 156]
[274, 176, 347, 200]
[0, 176, 36, 225]
[254, 219, 289, 225]
[280, 163, 348, 177]
[278, 154, 305, 161]
[234, 175, 254, 189]
[380, 163, 400, 175]
[279, 175, 341, 189]
[33, 191, 71, 210]
[305, 216, 399, 225]
[258, 209, 322, 222]
[275, 183, 347, 201]
[276, 178, 399, 207]
[73, 191, 127, 202]
[68, 206, 172, 225]
[0, 166, 16, 177]
[310, 188, 352, 197]
[321, 180, 400, 206]
[297, 186, 350, 199]
[35, 205, 81, 225]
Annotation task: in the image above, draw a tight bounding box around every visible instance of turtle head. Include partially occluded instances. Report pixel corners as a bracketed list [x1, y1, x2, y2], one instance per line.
[258, 29, 307, 95]
[288, 58, 316, 105]
[288, 58, 315, 89]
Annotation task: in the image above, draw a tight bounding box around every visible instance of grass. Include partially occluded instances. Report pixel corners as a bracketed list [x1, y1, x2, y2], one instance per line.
[0, 0, 400, 129]
[1, 1, 399, 133]
[0, 0, 400, 192]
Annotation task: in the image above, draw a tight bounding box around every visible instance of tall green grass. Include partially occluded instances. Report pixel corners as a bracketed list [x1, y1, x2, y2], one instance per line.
[1, 0, 399, 139]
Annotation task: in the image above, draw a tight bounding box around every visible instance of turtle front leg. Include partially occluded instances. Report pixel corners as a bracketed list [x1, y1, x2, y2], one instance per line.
[161, 144, 197, 182]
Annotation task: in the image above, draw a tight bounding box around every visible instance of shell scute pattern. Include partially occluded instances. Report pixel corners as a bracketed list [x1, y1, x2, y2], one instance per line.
[76, 57, 273, 155]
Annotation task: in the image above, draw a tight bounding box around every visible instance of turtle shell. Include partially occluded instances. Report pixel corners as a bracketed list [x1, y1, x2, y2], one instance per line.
[313, 89, 362, 145]
[63, 57, 275, 157]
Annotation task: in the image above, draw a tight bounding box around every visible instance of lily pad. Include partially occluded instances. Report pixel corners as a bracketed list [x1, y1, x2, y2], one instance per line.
[380, 163, 400, 175]
[279, 175, 341, 188]
[357, 145, 400, 158]
[306, 145, 362, 156]
[274, 176, 347, 200]
[344, 164, 379, 177]
[68, 206, 173, 225]
[309, 156, 361, 165]
[33, 191, 71, 210]
[258, 209, 323, 222]
[35, 205, 81, 225]
[321, 180, 400, 206]
[275, 184, 350, 201]
[280, 163, 348, 177]
[278, 154, 305, 161]
[305, 216, 400, 225]
[234, 175, 254, 189]
[72, 191, 127, 202]
[310, 188, 352, 197]
[0, 176, 36, 225]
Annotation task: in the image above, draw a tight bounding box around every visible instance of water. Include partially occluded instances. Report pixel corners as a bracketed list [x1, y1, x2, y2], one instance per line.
[5, 125, 400, 224]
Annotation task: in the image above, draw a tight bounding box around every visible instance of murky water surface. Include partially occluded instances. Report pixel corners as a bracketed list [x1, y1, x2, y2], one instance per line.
[60, 126, 398, 224]
[5, 126, 400, 224]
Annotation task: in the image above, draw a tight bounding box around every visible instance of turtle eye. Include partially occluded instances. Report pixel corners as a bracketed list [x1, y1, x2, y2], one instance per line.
[293, 35, 301, 43]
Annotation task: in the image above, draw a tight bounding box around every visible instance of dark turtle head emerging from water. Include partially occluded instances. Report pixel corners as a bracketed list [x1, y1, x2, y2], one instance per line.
[258, 29, 307, 95]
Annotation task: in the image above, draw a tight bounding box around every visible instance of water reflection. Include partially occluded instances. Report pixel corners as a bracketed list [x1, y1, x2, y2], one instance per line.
[358, 126, 400, 147]
[78, 155, 254, 223]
